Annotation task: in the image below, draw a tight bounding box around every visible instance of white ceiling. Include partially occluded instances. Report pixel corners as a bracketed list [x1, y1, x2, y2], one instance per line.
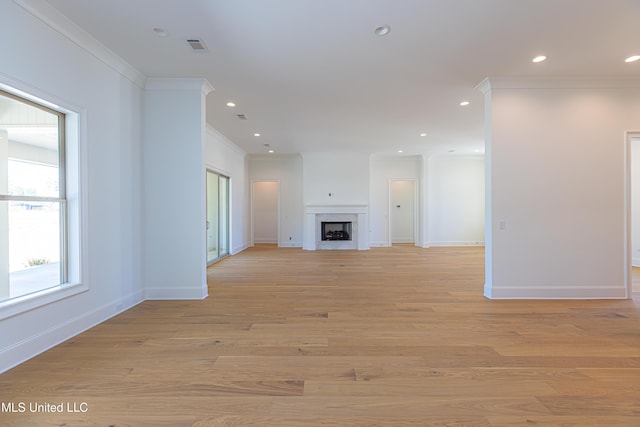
[46, 0, 640, 155]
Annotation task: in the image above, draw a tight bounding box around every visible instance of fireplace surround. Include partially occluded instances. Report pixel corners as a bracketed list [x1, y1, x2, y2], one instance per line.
[303, 204, 369, 250]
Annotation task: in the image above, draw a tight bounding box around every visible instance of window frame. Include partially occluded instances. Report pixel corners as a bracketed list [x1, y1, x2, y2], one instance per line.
[0, 81, 86, 320]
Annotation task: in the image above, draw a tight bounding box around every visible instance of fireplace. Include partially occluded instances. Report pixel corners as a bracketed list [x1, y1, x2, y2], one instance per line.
[304, 204, 369, 250]
[321, 221, 352, 241]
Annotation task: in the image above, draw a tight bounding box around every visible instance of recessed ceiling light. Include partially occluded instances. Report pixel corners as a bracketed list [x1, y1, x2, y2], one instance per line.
[625, 55, 640, 63]
[420, 133, 427, 137]
[374, 24, 391, 36]
[268, 150, 274, 153]
[226, 102, 236, 107]
[449, 149, 456, 153]
[474, 149, 482, 153]
[398, 150, 404, 153]
[532, 55, 547, 63]
[152, 27, 169, 37]
[254, 133, 261, 137]
[459, 101, 470, 106]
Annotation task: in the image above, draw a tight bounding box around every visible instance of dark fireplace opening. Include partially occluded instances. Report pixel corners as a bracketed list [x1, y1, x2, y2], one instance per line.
[321, 221, 352, 241]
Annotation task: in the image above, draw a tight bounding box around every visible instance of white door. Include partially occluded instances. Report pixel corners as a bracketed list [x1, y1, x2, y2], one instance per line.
[391, 180, 415, 244]
[252, 181, 279, 244]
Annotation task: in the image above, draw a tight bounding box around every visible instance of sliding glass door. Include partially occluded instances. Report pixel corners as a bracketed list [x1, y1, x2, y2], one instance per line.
[206, 170, 229, 265]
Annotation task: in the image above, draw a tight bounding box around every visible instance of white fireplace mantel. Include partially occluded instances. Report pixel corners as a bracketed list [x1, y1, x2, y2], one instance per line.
[303, 204, 369, 250]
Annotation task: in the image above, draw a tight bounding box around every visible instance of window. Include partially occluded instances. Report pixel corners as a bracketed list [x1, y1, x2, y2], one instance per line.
[0, 89, 67, 302]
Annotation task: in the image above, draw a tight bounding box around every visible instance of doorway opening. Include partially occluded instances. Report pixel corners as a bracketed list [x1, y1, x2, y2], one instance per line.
[251, 181, 279, 246]
[389, 179, 417, 245]
[206, 169, 230, 265]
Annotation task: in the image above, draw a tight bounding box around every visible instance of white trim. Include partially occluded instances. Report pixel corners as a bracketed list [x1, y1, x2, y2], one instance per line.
[254, 238, 278, 244]
[206, 125, 246, 157]
[205, 168, 232, 266]
[231, 242, 249, 255]
[624, 131, 640, 299]
[0, 289, 143, 374]
[484, 286, 627, 300]
[370, 241, 392, 247]
[0, 74, 91, 320]
[427, 241, 485, 247]
[633, 257, 640, 268]
[305, 204, 369, 214]
[144, 286, 208, 300]
[477, 76, 640, 93]
[278, 240, 302, 248]
[145, 78, 214, 94]
[13, 0, 146, 88]
[0, 283, 87, 321]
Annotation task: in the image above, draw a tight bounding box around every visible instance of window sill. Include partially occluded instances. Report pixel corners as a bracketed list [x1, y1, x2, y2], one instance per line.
[0, 282, 88, 321]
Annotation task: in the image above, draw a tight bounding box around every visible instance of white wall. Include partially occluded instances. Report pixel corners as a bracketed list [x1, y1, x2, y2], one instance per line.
[205, 125, 248, 254]
[303, 152, 369, 205]
[0, 1, 144, 372]
[369, 155, 421, 246]
[632, 139, 640, 268]
[427, 155, 485, 246]
[481, 78, 640, 299]
[249, 154, 303, 247]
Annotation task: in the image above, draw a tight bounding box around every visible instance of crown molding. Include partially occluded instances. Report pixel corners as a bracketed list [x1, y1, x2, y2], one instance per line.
[13, 0, 146, 88]
[477, 76, 640, 92]
[145, 78, 214, 95]
[206, 124, 246, 156]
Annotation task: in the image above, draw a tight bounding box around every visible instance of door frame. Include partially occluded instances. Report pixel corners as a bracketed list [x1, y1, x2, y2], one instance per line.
[388, 178, 418, 246]
[250, 179, 280, 247]
[206, 168, 230, 266]
[624, 131, 640, 296]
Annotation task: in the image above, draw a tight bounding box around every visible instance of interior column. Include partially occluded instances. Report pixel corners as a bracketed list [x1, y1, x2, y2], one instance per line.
[142, 78, 214, 299]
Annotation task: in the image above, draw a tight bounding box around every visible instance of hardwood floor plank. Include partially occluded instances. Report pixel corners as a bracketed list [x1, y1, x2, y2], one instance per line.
[193, 416, 493, 427]
[302, 377, 558, 397]
[268, 396, 552, 418]
[1, 245, 640, 425]
[487, 416, 640, 427]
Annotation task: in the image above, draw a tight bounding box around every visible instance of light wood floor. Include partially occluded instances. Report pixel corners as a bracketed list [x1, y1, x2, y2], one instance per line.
[2, 245, 640, 426]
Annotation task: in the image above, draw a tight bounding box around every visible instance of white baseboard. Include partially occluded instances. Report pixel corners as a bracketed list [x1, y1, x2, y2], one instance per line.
[254, 238, 278, 244]
[633, 257, 640, 267]
[278, 241, 302, 248]
[0, 289, 144, 374]
[231, 242, 249, 255]
[427, 241, 485, 247]
[391, 238, 414, 244]
[370, 241, 391, 247]
[484, 284, 627, 299]
[144, 286, 208, 300]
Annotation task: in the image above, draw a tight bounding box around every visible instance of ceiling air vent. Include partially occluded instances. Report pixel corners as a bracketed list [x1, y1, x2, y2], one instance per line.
[186, 38, 208, 52]
[236, 114, 247, 120]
